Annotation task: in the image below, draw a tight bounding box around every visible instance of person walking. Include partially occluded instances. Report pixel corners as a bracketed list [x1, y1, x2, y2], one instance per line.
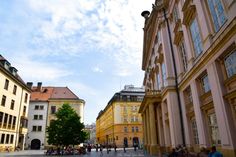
[100, 144, 103, 156]
[208, 146, 223, 157]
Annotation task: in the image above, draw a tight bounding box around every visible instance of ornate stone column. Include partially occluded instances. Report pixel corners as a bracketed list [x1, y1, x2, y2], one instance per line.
[149, 103, 158, 155]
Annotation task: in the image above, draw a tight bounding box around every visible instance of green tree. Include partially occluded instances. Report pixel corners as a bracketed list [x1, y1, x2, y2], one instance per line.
[46, 103, 87, 146]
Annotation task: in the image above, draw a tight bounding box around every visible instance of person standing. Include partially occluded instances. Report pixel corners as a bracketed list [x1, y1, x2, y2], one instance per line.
[208, 146, 223, 157]
[100, 144, 103, 156]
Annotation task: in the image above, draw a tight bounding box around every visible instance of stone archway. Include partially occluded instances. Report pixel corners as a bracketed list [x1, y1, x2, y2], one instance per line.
[123, 137, 128, 147]
[133, 137, 139, 146]
[31, 139, 41, 150]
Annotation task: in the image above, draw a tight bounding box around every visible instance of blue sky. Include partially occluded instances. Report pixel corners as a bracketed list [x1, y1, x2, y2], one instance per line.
[0, 0, 153, 124]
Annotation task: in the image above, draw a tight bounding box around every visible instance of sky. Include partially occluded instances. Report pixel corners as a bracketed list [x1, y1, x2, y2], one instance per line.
[0, 0, 153, 124]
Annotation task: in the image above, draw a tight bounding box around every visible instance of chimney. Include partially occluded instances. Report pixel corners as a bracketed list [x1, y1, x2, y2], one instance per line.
[26, 82, 33, 89]
[37, 82, 42, 92]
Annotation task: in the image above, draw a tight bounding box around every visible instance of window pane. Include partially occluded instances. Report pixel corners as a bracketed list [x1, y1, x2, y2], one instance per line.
[190, 18, 203, 55]
[225, 51, 236, 77]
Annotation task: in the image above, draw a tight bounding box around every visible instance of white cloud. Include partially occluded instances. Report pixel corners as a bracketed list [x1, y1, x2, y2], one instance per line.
[26, 0, 153, 75]
[12, 55, 71, 82]
[92, 66, 103, 73]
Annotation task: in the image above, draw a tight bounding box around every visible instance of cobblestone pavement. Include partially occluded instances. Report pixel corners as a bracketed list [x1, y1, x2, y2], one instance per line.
[0, 148, 157, 157]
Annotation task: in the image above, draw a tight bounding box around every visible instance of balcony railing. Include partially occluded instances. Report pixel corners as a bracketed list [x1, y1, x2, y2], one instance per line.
[145, 90, 161, 96]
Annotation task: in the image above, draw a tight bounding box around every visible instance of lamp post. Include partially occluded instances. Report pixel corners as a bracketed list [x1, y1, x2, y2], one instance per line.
[142, 0, 186, 146]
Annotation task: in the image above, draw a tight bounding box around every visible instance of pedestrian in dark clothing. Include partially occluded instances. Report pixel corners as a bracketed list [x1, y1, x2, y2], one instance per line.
[96, 144, 98, 152]
[123, 144, 126, 153]
[169, 148, 178, 157]
[114, 143, 117, 152]
[208, 146, 223, 157]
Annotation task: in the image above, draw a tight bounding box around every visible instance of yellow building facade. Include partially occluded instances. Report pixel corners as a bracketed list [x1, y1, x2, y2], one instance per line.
[0, 55, 31, 152]
[140, 0, 236, 156]
[96, 85, 144, 147]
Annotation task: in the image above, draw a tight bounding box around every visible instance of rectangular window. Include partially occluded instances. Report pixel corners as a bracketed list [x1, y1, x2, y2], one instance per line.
[13, 85, 17, 95]
[23, 106, 27, 113]
[4, 79, 9, 90]
[1, 134, 5, 144]
[24, 93, 28, 103]
[190, 18, 203, 55]
[51, 106, 56, 114]
[179, 41, 188, 71]
[38, 126, 42, 131]
[8, 115, 12, 129]
[6, 134, 10, 144]
[191, 119, 199, 144]
[1, 95, 6, 106]
[35, 105, 39, 110]
[40, 105, 44, 110]
[116, 136, 118, 140]
[124, 127, 128, 132]
[224, 51, 236, 78]
[132, 127, 135, 132]
[0, 112, 3, 126]
[33, 115, 38, 120]
[10, 100, 15, 110]
[173, 5, 179, 23]
[3, 113, 8, 128]
[162, 63, 167, 86]
[10, 135, 14, 144]
[201, 75, 211, 93]
[208, 113, 221, 145]
[207, 0, 226, 32]
[157, 73, 161, 90]
[136, 126, 139, 132]
[32, 126, 37, 131]
[39, 115, 43, 120]
[12, 116, 16, 129]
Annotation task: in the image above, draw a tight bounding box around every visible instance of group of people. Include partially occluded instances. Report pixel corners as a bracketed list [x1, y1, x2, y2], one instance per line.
[45, 146, 86, 155]
[167, 145, 223, 157]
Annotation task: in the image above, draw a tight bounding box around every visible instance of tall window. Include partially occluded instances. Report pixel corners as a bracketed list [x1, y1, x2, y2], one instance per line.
[207, 0, 226, 31]
[10, 100, 15, 110]
[156, 73, 161, 90]
[6, 134, 10, 144]
[1, 95, 6, 106]
[0, 112, 3, 126]
[4, 79, 9, 90]
[13, 85, 17, 95]
[3, 114, 8, 128]
[162, 63, 167, 86]
[208, 113, 221, 145]
[10, 135, 14, 144]
[51, 106, 56, 114]
[12, 116, 16, 129]
[173, 5, 179, 23]
[190, 18, 203, 55]
[132, 127, 135, 132]
[191, 119, 199, 144]
[136, 126, 139, 132]
[8, 115, 12, 129]
[179, 41, 188, 71]
[224, 51, 236, 78]
[201, 75, 211, 93]
[124, 127, 128, 132]
[1, 134, 5, 144]
[24, 93, 28, 103]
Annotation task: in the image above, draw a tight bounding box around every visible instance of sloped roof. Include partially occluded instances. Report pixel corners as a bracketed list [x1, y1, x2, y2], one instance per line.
[30, 87, 54, 101]
[30, 86, 80, 101]
[51, 87, 79, 99]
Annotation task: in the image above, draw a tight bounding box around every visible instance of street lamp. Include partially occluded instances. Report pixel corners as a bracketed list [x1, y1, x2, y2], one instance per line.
[142, 0, 186, 146]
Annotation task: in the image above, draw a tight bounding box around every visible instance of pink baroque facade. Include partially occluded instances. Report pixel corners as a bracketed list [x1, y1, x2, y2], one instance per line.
[139, 0, 236, 156]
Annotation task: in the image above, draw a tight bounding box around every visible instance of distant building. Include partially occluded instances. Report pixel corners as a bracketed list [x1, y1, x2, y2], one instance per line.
[0, 55, 31, 151]
[96, 85, 144, 147]
[84, 123, 96, 145]
[140, 0, 236, 156]
[26, 83, 85, 149]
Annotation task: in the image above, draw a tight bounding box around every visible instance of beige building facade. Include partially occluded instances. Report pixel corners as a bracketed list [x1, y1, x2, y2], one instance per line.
[96, 85, 144, 147]
[0, 55, 31, 152]
[140, 0, 236, 156]
[26, 84, 85, 149]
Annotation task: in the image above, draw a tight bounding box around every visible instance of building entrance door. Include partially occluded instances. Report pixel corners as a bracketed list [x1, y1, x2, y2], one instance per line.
[31, 139, 41, 150]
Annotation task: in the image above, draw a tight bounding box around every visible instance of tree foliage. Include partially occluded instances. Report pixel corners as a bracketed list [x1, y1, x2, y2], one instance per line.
[47, 103, 87, 146]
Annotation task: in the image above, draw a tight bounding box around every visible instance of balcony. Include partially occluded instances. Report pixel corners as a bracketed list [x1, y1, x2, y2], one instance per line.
[139, 90, 162, 113]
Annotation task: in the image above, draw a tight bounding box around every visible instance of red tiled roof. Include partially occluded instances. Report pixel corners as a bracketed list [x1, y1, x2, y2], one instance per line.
[30, 87, 54, 101]
[30, 86, 79, 101]
[50, 87, 79, 99]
